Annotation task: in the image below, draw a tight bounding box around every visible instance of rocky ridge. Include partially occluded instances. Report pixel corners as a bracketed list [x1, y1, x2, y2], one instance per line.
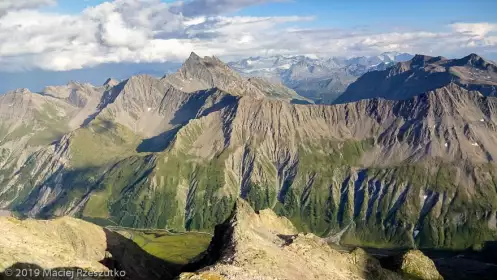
[179, 198, 442, 280]
[334, 53, 497, 104]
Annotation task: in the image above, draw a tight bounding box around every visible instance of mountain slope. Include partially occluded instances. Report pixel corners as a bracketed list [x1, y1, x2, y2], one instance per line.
[334, 53, 497, 104]
[1, 53, 497, 252]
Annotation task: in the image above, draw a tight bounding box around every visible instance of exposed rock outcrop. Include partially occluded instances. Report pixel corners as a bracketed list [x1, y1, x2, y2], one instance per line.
[179, 199, 442, 280]
[382, 250, 444, 280]
[0, 216, 177, 280]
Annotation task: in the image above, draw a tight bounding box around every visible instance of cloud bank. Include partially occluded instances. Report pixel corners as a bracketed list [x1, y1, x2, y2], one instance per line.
[0, 0, 495, 72]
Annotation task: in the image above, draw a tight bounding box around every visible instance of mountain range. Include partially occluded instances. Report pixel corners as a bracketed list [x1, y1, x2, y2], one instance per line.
[229, 52, 414, 103]
[1, 51, 497, 258]
[334, 53, 497, 104]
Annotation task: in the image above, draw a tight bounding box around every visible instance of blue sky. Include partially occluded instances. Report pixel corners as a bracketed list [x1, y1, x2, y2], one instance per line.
[52, 0, 497, 30]
[0, 0, 496, 92]
[53, 0, 497, 28]
[239, 0, 497, 27]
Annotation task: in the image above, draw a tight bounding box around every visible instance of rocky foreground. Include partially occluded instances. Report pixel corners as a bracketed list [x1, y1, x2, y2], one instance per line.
[0, 216, 175, 280]
[179, 198, 443, 280]
[0, 200, 444, 280]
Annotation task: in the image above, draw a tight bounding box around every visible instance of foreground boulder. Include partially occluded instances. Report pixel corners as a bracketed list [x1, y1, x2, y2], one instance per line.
[381, 250, 444, 280]
[398, 250, 444, 280]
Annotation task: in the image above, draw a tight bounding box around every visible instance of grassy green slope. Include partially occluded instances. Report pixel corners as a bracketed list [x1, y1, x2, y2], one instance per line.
[112, 228, 211, 265]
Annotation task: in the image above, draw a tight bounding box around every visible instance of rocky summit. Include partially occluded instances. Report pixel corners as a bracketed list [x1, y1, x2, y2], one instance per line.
[1, 53, 497, 259]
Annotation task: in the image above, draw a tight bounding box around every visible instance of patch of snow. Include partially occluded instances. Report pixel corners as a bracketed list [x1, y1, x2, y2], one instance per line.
[414, 230, 420, 238]
[147, 108, 151, 112]
[472, 142, 479, 146]
[423, 195, 428, 200]
[444, 143, 448, 147]
[480, 119, 485, 122]
[278, 63, 292, 70]
[305, 54, 319, 59]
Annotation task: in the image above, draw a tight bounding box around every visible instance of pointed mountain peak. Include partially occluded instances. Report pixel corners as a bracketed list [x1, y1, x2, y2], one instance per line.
[182, 52, 225, 69]
[186, 51, 202, 62]
[467, 53, 482, 60]
[163, 51, 269, 98]
[458, 53, 488, 67]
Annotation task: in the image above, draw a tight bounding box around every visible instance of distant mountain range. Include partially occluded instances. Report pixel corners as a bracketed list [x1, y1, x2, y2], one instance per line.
[1, 51, 497, 258]
[334, 53, 497, 104]
[229, 52, 414, 103]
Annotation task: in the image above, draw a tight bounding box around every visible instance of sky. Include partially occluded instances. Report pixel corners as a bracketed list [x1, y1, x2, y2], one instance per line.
[0, 0, 496, 92]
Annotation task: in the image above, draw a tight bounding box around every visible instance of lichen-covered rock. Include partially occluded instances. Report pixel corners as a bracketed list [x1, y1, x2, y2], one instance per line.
[399, 250, 444, 280]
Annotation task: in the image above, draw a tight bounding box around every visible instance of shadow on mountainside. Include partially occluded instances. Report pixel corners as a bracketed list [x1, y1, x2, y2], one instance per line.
[0, 229, 183, 280]
[136, 126, 181, 153]
[82, 82, 126, 127]
[12, 166, 104, 217]
[136, 88, 238, 153]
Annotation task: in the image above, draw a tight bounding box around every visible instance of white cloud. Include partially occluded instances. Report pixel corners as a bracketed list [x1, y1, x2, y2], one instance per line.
[0, 0, 55, 14]
[0, 0, 495, 72]
[451, 22, 497, 39]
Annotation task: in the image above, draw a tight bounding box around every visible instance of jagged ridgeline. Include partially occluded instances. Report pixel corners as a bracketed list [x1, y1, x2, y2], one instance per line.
[1, 52, 497, 250]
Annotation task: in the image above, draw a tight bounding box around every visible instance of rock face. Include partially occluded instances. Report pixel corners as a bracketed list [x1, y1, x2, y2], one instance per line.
[179, 199, 439, 280]
[0, 216, 173, 280]
[1, 53, 497, 252]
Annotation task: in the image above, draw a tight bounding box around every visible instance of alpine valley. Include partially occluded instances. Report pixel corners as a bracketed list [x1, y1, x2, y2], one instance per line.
[2, 51, 497, 260]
